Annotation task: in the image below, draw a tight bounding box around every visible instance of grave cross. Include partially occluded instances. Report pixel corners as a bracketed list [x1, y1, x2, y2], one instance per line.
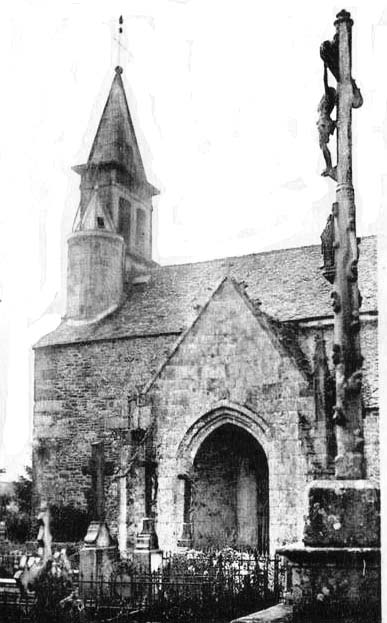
[82, 441, 115, 522]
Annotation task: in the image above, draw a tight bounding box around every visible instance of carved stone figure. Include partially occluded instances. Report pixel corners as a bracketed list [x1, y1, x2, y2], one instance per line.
[317, 65, 337, 180]
[320, 35, 339, 80]
[321, 212, 335, 282]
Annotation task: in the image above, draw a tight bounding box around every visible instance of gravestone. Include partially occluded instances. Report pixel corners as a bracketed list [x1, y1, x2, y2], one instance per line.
[79, 440, 118, 597]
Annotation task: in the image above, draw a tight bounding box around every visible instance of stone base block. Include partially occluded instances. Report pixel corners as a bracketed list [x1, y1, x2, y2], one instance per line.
[79, 545, 118, 598]
[177, 522, 193, 549]
[303, 480, 380, 547]
[132, 548, 163, 574]
[135, 517, 159, 551]
[277, 544, 380, 618]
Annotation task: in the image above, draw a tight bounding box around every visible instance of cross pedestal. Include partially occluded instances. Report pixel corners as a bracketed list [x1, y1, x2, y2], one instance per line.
[133, 454, 162, 574]
[133, 517, 162, 574]
[79, 440, 118, 598]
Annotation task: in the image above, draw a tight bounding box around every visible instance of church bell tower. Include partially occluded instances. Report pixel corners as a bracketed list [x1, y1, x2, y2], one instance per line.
[66, 65, 159, 323]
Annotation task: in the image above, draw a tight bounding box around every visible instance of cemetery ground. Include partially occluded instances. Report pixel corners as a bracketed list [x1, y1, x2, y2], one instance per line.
[0, 477, 290, 622]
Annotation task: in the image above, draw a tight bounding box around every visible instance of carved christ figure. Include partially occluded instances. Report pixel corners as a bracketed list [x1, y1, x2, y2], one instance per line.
[317, 64, 337, 180]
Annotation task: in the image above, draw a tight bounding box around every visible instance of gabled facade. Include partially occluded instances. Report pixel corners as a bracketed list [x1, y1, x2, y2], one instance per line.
[32, 64, 379, 553]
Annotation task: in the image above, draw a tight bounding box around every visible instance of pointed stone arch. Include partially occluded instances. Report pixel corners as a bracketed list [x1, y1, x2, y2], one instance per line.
[175, 402, 271, 552]
[176, 401, 271, 476]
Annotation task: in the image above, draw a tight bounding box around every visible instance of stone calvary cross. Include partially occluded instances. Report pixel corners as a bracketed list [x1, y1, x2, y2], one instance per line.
[82, 440, 115, 522]
[318, 10, 365, 479]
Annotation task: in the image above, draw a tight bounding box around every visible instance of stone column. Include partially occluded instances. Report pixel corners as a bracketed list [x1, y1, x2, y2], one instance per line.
[177, 475, 193, 549]
[118, 444, 129, 556]
[331, 10, 364, 479]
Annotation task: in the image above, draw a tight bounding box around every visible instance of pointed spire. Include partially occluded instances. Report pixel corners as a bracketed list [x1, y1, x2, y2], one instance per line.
[83, 66, 158, 196]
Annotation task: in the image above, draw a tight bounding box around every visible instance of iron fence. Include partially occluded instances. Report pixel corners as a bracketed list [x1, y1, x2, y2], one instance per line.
[0, 551, 25, 578]
[76, 553, 290, 622]
[0, 589, 37, 623]
[0, 550, 290, 623]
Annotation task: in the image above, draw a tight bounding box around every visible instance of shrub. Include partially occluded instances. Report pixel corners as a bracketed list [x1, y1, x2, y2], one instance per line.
[4, 510, 32, 542]
[50, 505, 91, 543]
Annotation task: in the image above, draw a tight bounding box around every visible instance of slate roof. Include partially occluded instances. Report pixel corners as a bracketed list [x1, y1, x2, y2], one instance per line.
[35, 236, 376, 349]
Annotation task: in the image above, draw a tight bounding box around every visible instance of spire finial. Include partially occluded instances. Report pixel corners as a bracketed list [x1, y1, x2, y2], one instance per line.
[116, 15, 124, 73]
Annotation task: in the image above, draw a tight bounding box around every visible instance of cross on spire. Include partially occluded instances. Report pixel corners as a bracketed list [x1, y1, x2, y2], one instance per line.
[82, 441, 115, 522]
[117, 15, 124, 70]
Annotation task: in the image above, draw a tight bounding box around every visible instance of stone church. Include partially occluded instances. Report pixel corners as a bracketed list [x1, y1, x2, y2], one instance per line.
[33, 65, 378, 555]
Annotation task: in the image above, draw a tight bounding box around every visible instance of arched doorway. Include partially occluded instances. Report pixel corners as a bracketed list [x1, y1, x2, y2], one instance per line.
[190, 424, 269, 552]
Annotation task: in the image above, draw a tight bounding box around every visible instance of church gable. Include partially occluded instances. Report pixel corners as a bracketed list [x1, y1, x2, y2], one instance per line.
[147, 276, 310, 401]
[149, 277, 316, 551]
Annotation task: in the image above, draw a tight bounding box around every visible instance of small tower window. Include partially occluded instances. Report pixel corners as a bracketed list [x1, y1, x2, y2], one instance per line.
[97, 217, 105, 229]
[136, 209, 147, 254]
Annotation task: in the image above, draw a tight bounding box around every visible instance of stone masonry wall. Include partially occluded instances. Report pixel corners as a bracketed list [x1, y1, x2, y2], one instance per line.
[149, 279, 316, 553]
[297, 317, 379, 482]
[33, 287, 378, 549]
[190, 424, 267, 549]
[33, 334, 175, 541]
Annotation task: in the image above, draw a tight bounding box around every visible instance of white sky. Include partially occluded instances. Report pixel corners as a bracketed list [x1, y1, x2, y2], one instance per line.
[0, 0, 386, 480]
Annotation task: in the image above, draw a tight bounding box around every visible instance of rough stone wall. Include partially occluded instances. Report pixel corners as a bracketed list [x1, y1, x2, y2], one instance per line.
[149, 279, 316, 553]
[33, 334, 175, 540]
[190, 424, 267, 549]
[66, 231, 124, 321]
[192, 429, 239, 549]
[296, 318, 379, 482]
[33, 281, 378, 550]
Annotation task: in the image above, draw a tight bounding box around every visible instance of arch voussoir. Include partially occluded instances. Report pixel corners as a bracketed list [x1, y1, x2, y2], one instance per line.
[176, 401, 270, 474]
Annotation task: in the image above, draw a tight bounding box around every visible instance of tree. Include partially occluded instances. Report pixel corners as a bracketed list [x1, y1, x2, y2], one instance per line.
[13, 466, 33, 514]
[3, 467, 33, 543]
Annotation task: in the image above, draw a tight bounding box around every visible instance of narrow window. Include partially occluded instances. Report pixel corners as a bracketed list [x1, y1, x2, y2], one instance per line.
[136, 208, 146, 254]
[118, 198, 131, 245]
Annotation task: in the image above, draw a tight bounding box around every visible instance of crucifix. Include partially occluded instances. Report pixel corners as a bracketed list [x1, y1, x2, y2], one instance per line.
[133, 431, 159, 551]
[82, 440, 115, 522]
[79, 441, 117, 595]
[319, 10, 364, 479]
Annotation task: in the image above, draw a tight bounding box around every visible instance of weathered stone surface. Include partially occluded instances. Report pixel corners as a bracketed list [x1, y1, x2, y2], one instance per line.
[33, 334, 175, 543]
[79, 544, 117, 598]
[67, 230, 124, 321]
[277, 545, 380, 615]
[33, 275, 379, 552]
[152, 278, 313, 551]
[303, 480, 380, 547]
[35, 400, 64, 413]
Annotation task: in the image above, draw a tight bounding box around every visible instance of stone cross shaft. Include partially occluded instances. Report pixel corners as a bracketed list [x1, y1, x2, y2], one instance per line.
[82, 440, 115, 522]
[322, 10, 364, 479]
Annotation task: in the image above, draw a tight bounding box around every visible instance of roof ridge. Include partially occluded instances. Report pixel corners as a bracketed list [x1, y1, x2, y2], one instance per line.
[157, 234, 377, 270]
